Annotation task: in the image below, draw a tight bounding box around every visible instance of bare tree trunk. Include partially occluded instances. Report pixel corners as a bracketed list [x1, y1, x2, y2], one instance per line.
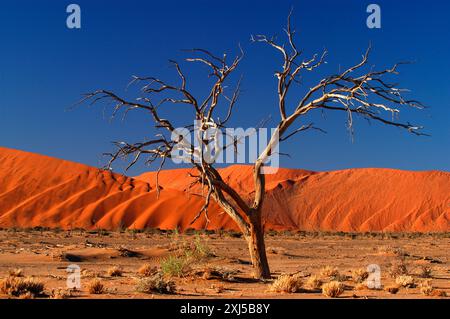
[245, 210, 271, 279]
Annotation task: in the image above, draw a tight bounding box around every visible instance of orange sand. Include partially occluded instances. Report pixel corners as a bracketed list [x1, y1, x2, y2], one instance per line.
[0, 146, 448, 232]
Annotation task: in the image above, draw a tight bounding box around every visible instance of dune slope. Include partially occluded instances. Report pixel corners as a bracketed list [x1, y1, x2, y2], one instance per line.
[0, 146, 448, 232]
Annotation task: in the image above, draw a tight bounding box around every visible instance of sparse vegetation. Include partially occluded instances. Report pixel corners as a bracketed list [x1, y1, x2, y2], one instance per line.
[8, 268, 24, 277]
[161, 255, 191, 277]
[351, 268, 369, 283]
[50, 288, 72, 299]
[192, 235, 213, 258]
[269, 273, 304, 293]
[377, 245, 408, 257]
[135, 274, 176, 294]
[305, 275, 322, 290]
[322, 281, 345, 298]
[389, 260, 409, 278]
[418, 265, 432, 278]
[88, 278, 105, 294]
[138, 264, 158, 277]
[319, 266, 340, 279]
[395, 275, 415, 288]
[0, 276, 45, 297]
[107, 266, 123, 277]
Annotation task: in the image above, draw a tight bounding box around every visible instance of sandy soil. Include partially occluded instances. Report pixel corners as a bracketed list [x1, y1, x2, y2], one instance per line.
[0, 229, 448, 299]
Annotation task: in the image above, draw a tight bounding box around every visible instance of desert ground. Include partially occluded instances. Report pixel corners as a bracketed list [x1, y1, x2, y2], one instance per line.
[0, 229, 448, 299]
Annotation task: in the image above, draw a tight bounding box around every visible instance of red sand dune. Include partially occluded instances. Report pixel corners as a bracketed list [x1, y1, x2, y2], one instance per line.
[0, 146, 449, 232]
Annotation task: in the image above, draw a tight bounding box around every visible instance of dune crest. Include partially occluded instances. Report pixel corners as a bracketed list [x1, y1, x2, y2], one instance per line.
[0, 147, 448, 232]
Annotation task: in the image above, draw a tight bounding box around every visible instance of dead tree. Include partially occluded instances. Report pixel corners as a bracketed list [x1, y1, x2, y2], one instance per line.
[83, 12, 425, 279]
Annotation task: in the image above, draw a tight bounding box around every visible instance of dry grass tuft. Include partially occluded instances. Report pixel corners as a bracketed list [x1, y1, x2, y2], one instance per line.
[135, 274, 176, 294]
[395, 275, 415, 288]
[161, 255, 191, 277]
[0, 276, 45, 297]
[322, 281, 345, 298]
[305, 275, 322, 290]
[8, 268, 24, 278]
[319, 266, 339, 279]
[138, 264, 158, 277]
[88, 279, 105, 294]
[269, 273, 303, 293]
[190, 266, 238, 281]
[384, 285, 400, 294]
[50, 288, 72, 299]
[418, 265, 432, 278]
[107, 266, 123, 277]
[351, 268, 369, 283]
[389, 260, 409, 278]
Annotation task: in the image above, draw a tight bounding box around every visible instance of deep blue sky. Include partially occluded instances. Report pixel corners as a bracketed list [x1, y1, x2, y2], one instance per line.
[0, 0, 449, 175]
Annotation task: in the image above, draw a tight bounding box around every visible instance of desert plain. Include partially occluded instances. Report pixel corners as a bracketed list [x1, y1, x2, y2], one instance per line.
[0, 229, 448, 299]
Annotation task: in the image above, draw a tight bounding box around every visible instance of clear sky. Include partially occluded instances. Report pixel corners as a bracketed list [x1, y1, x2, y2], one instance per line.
[0, 0, 449, 175]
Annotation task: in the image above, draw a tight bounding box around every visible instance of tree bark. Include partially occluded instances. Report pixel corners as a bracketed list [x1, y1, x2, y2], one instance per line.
[245, 210, 271, 279]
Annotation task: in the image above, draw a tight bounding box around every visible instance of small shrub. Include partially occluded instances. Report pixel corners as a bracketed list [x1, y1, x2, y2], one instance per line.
[0, 276, 45, 297]
[384, 285, 400, 294]
[322, 281, 345, 298]
[88, 279, 105, 294]
[107, 266, 123, 277]
[351, 268, 369, 283]
[135, 274, 176, 294]
[389, 261, 408, 278]
[418, 265, 432, 278]
[305, 275, 322, 290]
[395, 275, 415, 288]
[319, 266, 339, 279]
[138, 264, 158, 277]
[161, 255, 191, 277]
[420, 285, 434, 296]
[269, 274, 303, 293]
[193, 235, 213, 258]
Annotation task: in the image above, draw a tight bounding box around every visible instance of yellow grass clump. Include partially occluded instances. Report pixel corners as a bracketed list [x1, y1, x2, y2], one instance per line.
[8, 268, 24, 278]
[351, 268, 369, 283]
[135, 274, 176, 294]
[269, 274, 303, 293]
[319, 266, 339, 279]
[322, 281, 345, 298]
[305, 275, 322, 290]
[0, 276, 45, 297]
[395, 275, 415, 288]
